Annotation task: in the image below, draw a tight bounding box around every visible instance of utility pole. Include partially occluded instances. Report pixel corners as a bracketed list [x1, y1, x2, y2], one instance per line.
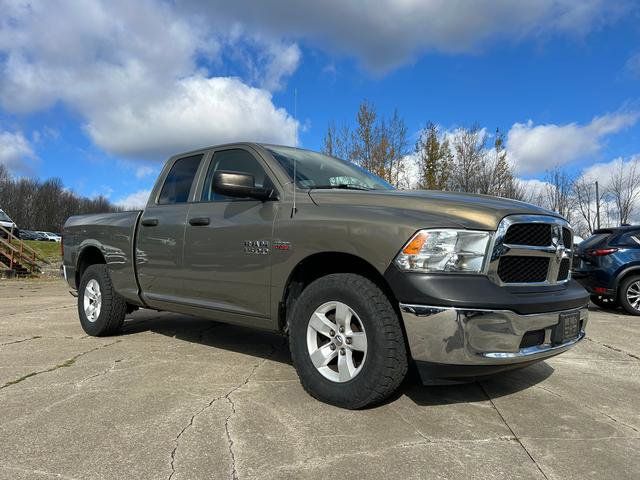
[595, 181, 601, 230]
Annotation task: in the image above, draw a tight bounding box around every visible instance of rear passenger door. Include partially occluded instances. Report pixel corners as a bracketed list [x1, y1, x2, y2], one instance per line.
[137, 153, 205, 306]
[181, 146, 280, 320]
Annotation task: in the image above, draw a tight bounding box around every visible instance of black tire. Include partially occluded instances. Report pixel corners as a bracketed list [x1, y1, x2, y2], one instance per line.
[288, 273, 408, 409]
[590, 294, 620, 310]
[619, 275, 640, 316]
[78, 264, 127, 336]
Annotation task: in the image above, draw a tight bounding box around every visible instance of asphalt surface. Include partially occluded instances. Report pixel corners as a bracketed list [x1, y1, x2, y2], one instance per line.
[0, 279, 638, 480]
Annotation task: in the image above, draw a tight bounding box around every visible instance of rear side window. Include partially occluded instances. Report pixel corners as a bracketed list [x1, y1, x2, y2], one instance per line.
[579, 233, 610, 250]
[615, 231, 640, 247]
[201, 149, 274, 202]
[158, 154, 203, 204]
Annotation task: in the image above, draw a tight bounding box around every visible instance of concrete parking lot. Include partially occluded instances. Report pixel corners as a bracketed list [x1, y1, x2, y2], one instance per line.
[0, 279, 638, 480]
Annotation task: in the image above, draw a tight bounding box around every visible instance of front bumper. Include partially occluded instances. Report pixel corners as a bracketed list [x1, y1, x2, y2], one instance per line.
[400, 303, 588, 382]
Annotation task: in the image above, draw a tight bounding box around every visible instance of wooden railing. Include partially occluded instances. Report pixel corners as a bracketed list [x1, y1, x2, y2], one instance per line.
[0, 224, 51, 275]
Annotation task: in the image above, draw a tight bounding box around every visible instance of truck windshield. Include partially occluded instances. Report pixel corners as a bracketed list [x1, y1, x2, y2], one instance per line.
[0, 211, 12, 222]
[265, 145, 394, 191]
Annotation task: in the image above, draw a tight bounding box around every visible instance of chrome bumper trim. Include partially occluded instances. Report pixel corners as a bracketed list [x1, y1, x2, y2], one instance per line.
[399, 303, 588, 366]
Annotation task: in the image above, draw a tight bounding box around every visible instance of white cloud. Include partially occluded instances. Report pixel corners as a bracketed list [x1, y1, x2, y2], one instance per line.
[0, 130, 36, 174]
[115, 189, 151, 210]
[507, 112, 639, 174]
[519, 178, 551, 200]
[0, 0, 299, 160]
[626, 51, 640, 78]
[580, 155, 640, 187]
[135, 166, 156, 179]
[181, 0, 628, 70]
[86, 76, 298, 159]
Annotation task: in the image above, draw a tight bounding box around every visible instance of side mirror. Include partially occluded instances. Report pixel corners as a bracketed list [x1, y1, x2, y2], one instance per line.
[212, 170, 275, 201]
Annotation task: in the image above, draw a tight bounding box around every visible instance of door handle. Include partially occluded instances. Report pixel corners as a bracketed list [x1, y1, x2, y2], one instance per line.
[141, 218, 159, 227]
[189, 217, 210, 226]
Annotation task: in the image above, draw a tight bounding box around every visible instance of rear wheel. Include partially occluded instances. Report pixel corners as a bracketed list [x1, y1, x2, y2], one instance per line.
[590, 295, 620, 310]
[78, 264, 127, 336]
[619, 275, 640, 316]
[288, 273, 408, 409]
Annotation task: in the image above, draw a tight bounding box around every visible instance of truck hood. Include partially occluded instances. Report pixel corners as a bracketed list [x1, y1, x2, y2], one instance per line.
[308, 189, 560, 230]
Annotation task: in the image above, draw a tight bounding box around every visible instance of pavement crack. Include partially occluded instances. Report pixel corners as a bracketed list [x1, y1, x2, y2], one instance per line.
[1, 464, 80, 480]
[0, 335, 41, 347]
[75, 358, 123, 387]
[478, 382, 550, 480]
[585, 337, 640, 361]
[4, 305, 75, 317]
[391, 406, 431, 442]
[168, 341, 278, 480]
[533, 384, 639, 433]
[0, 340, 121, 391]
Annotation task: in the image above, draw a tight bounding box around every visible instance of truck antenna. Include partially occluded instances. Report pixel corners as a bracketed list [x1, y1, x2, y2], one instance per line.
[291, 87, 298, 218]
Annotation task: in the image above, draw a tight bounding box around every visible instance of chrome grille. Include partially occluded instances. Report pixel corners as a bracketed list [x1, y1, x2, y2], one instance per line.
[557, 258, 571, 281]
[488, 215, 573, 286]
[497, 256, 550, 283]
[504, 223, 551, 246]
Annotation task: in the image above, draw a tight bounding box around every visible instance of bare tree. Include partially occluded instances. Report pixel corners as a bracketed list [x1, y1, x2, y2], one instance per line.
[0, 168, 121, 232]
[542, 167, 575, 222]
[385, 109, 409, 188]
[607, 157, 640, 225]
[352, 100, 377, 173]
[322, 121, 352, 161]
[573, 176, 600, 233]
[449, 125, 487, 193]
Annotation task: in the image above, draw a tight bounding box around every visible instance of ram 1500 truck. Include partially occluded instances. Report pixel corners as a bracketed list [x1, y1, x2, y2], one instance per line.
[63, 143, 589, 409]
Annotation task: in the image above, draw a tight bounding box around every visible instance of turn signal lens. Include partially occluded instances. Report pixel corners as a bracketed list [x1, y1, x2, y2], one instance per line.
[402, 231, 429, 255]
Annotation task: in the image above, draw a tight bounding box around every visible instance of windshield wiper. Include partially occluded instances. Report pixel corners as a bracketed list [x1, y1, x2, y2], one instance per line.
[311, 184, 374, 191]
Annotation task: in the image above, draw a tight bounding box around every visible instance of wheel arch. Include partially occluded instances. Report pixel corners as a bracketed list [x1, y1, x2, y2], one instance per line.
[278, 251, 400, 332]
[75, 245, 106, 288]
[614, 264, 640, 290]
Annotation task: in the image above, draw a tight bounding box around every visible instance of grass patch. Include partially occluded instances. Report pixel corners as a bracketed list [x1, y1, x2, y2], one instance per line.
[12, 239, 61, 263]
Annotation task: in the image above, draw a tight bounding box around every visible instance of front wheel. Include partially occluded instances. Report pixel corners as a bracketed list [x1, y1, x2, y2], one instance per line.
[288, 273, 408, 409]
[590, 295, 620, 310]
[78, 264, 127, 336]
[619, 275, 640, 316]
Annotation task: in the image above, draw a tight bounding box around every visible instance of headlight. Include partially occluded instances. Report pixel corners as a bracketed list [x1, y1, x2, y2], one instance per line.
[394, 229, 491, 273]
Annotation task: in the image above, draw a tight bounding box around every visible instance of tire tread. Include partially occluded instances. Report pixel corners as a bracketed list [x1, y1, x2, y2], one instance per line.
[289, 273, 408, 409]
[78, 264, 127, 336]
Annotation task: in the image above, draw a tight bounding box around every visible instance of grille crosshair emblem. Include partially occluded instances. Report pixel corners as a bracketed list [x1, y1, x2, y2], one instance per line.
[550, 225, 566, 261]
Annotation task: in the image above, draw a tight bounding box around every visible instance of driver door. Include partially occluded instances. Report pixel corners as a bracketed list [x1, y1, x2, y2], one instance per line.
[181, 146, 280, 320]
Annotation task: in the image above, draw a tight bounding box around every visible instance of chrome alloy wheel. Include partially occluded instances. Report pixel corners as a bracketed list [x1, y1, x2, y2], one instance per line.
[306, 301, 368, 382]
[627, 280, 640, 311]
[83, 279, 102, 322]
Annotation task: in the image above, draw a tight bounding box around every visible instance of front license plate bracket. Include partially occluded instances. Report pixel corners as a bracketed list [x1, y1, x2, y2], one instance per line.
[551, 311, 581, 344]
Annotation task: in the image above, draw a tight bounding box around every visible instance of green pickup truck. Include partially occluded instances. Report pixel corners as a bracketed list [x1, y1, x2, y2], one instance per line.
[63, 143, 589, 408]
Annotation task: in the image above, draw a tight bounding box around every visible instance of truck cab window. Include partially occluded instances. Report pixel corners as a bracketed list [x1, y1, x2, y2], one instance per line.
[158, 154, 203, 204]
[201, 149, 273, 202]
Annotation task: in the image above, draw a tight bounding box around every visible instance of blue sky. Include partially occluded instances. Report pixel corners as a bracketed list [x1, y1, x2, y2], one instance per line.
[0, 0, 639, 207]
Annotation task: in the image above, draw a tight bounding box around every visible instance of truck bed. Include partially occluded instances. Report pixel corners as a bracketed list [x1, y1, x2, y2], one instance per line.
[63, 210, 143, 303]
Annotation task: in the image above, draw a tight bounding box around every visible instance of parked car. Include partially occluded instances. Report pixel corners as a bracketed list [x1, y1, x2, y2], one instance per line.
[0, 209, 19, 239]
[37, 231, 61, 242]
[63, 143, 589, 408]
[18, 230, 40, 240]
[573, 226, 640, 315]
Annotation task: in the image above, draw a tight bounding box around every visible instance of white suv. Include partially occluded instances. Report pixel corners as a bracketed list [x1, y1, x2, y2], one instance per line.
[0, 209, 19, 238]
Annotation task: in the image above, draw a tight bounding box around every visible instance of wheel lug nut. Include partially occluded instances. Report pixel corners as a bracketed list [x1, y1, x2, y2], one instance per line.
[340, 348, 346, 355]
[345, 338, 352, 345]
[330, 344, 336, 351]
[329, 330, 335, 337]
[339, 326, 345, 333]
